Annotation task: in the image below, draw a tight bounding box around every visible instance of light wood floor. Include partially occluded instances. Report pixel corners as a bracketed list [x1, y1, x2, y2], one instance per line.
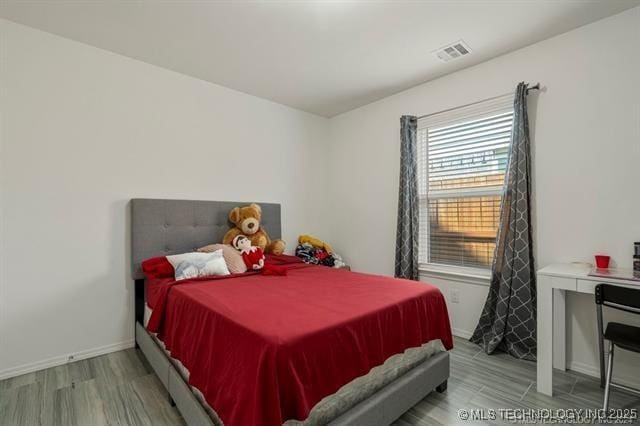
[1, 337, 639, 425]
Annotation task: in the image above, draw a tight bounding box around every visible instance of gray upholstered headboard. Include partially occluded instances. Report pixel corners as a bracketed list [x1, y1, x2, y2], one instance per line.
[130, 198, 281, 280]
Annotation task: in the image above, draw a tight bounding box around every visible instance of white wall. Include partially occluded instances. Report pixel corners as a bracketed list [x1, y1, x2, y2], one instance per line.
[0, 20, 328, 378]
[326, 7, 640, 384]
[2, 7, 640, 386]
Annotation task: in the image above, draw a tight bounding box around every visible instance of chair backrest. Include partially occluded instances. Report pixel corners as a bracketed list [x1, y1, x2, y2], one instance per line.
[595, 284, 640, 314]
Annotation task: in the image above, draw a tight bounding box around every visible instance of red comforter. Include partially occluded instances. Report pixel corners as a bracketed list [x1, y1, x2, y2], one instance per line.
[147, 255, 452, 426]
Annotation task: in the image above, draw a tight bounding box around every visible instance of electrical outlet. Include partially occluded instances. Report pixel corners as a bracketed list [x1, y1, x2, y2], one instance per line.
[450, 289, 460, 303]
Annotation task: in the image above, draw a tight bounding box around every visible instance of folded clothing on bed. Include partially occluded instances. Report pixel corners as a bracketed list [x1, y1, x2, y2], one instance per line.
[147, 254, 453, 426]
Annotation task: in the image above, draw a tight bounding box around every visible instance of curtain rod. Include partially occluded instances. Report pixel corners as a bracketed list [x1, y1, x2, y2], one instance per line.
[417, 83, 540, 120]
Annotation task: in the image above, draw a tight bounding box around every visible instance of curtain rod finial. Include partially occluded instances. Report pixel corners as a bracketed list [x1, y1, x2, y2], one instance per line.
[527, 83, 541, 92]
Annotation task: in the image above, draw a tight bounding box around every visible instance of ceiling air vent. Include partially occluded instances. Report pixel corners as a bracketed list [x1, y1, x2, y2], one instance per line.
[433, 40, 472, 62]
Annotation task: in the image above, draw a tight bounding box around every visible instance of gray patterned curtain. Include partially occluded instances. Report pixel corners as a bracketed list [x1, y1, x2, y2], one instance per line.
[395, 116, 419, 280]
[470, 83, 537, 360]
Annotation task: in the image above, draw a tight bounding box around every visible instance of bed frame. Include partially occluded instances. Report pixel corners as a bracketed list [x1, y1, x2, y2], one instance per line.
[131, 198, 449, 425]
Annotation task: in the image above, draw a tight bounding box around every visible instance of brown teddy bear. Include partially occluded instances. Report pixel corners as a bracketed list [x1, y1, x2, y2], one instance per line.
[222, 203, 286, 255]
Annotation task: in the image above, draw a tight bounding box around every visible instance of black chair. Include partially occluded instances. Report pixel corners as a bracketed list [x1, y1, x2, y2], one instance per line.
[595, 283, 640, 411]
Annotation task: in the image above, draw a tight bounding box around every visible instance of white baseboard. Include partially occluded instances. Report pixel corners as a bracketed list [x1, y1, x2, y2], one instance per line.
[0, 339, 135, 381]
[452, 329, 640, 390]
[452, 328, 473, 339]
[568, 360, 640, 390]
[567, 360, 601, 380]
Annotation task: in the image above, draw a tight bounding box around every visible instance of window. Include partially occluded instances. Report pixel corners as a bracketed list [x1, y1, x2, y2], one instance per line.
[417, 96, 514, 272]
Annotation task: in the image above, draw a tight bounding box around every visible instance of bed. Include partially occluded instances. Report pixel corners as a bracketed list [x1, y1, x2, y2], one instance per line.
[131, 198, 452, 425]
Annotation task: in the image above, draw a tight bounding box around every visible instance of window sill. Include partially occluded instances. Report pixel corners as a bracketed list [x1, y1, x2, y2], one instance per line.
[419, 264, 491, 286]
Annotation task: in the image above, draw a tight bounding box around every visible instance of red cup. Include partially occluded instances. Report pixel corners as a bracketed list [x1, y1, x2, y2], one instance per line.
[595, 255, 610, 269]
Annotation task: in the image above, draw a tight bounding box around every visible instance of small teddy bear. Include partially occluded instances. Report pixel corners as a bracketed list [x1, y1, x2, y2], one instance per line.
[232, 234, 265, 271]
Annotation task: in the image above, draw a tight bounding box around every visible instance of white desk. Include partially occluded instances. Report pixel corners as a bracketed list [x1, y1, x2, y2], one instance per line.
[537, 263, 640, 396]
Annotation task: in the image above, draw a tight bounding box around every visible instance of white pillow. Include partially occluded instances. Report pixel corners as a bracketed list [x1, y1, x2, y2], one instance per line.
[167, 250, 230, 280]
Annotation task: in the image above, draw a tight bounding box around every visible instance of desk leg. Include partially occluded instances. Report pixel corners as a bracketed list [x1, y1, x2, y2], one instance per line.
[597, 304, 605, 388]
[553, 289, 566, 370]
[537, 278, 553, 396]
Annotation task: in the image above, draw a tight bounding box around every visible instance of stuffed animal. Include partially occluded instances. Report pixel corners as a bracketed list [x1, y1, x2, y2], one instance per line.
[298, 234, 333, 254]
[232, 234, 287, 276]
[222, 203, 286, 255]
[231, 235, 265, 270]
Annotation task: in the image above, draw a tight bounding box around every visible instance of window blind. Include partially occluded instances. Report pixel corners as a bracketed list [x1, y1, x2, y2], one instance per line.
[418, 108, 514, 270]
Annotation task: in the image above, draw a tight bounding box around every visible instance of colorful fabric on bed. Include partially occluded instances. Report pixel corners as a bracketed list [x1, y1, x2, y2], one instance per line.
[147, 255, 452, 426]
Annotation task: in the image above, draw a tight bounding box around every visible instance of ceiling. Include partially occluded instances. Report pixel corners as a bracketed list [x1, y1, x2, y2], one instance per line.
[1, 1, 638, 117]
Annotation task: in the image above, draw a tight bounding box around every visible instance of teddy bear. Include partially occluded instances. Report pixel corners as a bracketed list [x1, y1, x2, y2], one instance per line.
[222, 203, 286, 255]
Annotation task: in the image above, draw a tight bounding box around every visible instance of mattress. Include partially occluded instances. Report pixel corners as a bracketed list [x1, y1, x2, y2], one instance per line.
[145, 256, 453, 425]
